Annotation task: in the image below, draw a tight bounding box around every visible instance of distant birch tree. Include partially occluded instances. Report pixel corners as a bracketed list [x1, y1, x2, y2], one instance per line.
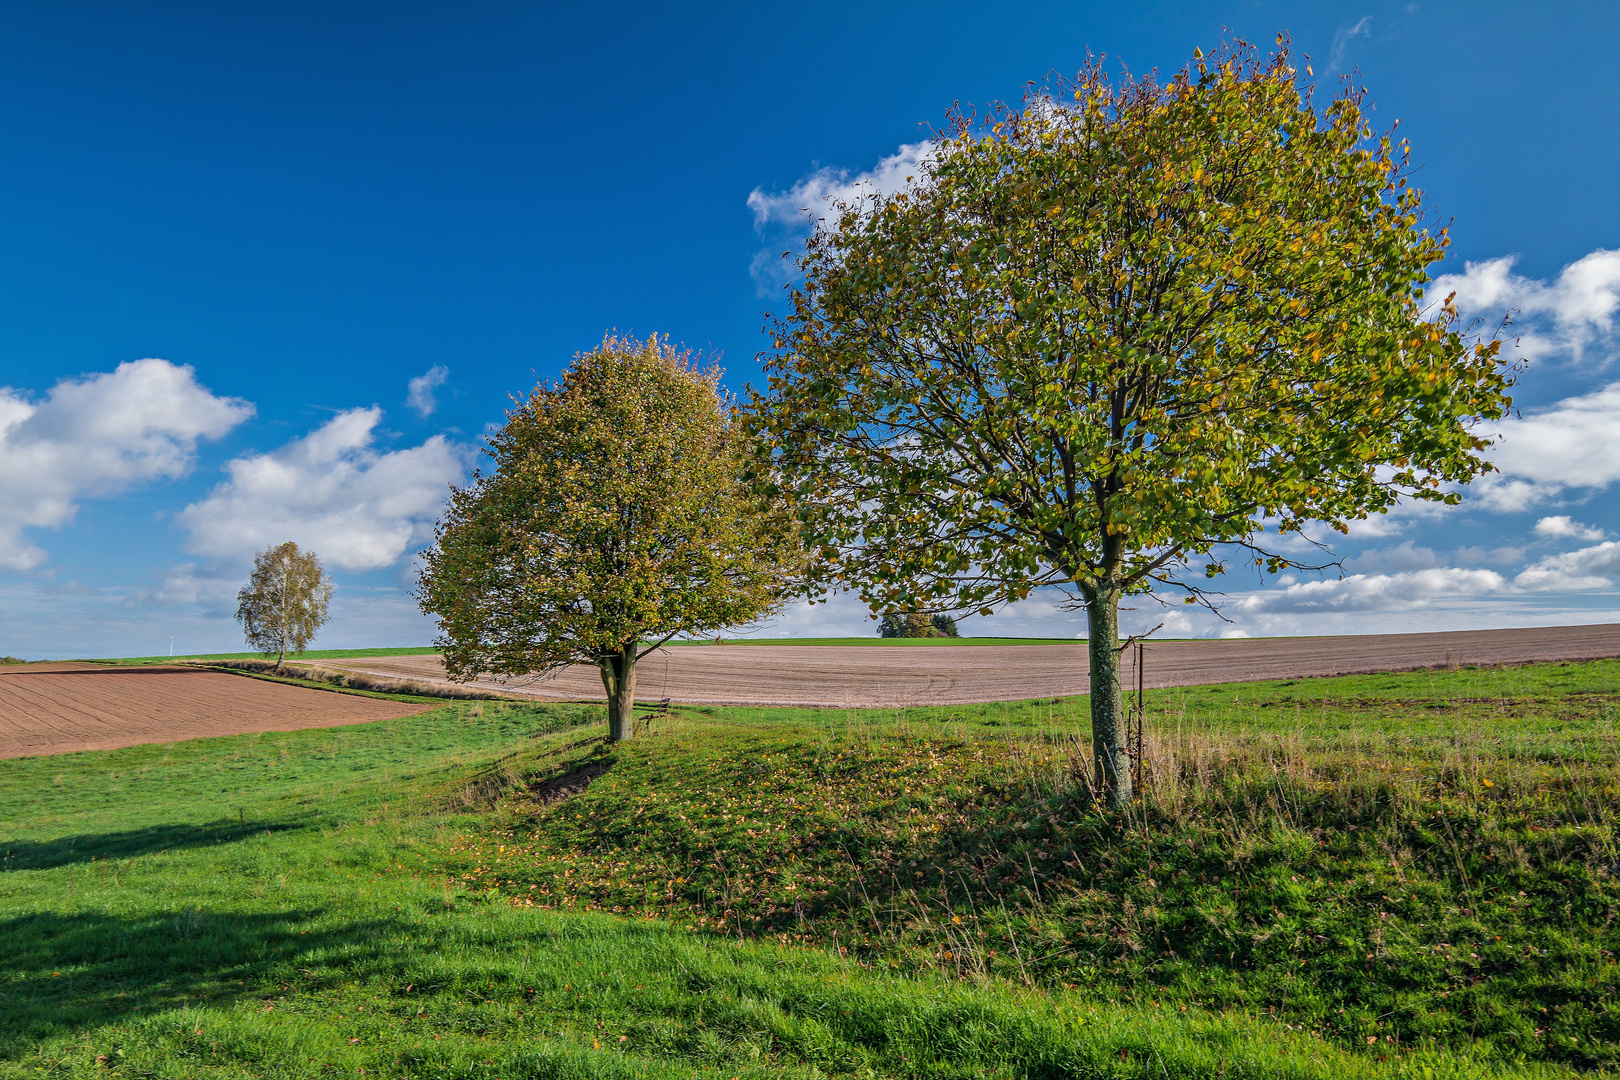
[750, 40, 1514, 807]
[236, 541, 333, 670]
[417, 334, 798, 741]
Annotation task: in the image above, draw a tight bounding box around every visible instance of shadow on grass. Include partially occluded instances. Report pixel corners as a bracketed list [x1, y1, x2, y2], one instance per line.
[0, 907, 406, 1045]
[1, 820, 303, 871]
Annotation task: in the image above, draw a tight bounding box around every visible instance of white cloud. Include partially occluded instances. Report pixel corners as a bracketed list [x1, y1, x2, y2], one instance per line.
[747, 141, 935, 232]
[1453, 544, 1527, 567]
[1341, 499, 1446, 538]
[406, 365, 449, 418]
[0, 359, 253, 571]
[746, 141, 936, 294]
[735, 592, 876, 639]
[1230, 567, 1510, 615]
[1270, 491, 1447, 551]
[178, 407, 473, 572]
[1483, 381, 1620, 492]
[127, 562, 242, 618]
[1443, 251, 1620, 513]
[1516, 541, 1620, 592]
[1534, 515, 1606, 541]
[0, 575, 440, 660]
[1347, 540, 1440, 574]
[747, 248, 798, 297]
[1430, 250, 1620, 364]
[1328, 16, 1372, 73]
[1467, 474, 1554, 513]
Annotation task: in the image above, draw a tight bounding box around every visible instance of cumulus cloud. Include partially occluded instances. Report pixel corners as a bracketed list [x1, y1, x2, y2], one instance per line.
[179, 407, 472, 571]
[1483, 381, 1620, 492]
[746, 141, 936, 294]
[1430, 249, 1620, 365]
[747, 141, 935, 232]
[1341, 498, 1449, 538]
[734, 592, 875, 639]
[1263, 491, 1448, 554]
[0, 359, 253, 571]
[1516, 541, 1620, 592]
[1534, 515, 1606, 541]
[1229, 567, 1510, 615]
[406, 365, 449, 418]
[1347, 540, 1440, 574]
[128, 562, 242, 618]
[1467, 474, 1554, 514]
[1453, 544, 1527, 567]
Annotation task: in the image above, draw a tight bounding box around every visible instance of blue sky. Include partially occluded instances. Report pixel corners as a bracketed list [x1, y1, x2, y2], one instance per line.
[0, 1, 1617, 657]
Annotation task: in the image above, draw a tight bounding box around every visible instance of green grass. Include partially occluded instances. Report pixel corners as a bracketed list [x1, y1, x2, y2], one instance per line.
[436, 663, 1620, 1071]
[4, 663, 1617, 1077]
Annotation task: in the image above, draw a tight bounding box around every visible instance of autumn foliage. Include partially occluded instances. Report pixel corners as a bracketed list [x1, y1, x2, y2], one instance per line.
[235, 541, 333, 670]
[751, 40, 1514, 804]
[418, 334, 797, 741]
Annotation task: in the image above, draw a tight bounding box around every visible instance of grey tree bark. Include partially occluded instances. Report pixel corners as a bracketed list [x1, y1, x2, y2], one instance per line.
[1083, 583, 1132, 808]
[599, 646, 638, 742]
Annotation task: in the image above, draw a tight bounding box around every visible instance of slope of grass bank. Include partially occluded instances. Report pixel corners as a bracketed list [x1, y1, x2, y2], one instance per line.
[439, 661, 1620, 1071]
[2, 663, 1614, 1077]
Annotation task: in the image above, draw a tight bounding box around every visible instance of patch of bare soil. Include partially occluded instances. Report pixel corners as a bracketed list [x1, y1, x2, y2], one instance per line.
[0, 663, 435, 759]
[321, 623, 1620, 708]
[529, 761, 612, 804]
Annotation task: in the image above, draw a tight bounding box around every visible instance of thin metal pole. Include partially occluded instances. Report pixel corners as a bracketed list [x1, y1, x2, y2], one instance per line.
[1134, 640, 1145, 797]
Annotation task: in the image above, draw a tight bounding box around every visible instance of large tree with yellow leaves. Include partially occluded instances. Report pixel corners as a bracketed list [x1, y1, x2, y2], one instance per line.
[751, 40, 1513, 805]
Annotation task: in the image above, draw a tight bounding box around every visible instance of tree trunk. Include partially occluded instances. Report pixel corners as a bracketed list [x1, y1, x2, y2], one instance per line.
[1084, 584, 1132, 808]
[599, 646, 638, 742]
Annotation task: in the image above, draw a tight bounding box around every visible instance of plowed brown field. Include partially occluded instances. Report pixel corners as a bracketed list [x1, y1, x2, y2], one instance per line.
[5, 624, 1615, 761]
[0, 664, 434, 759]
[323, 622, 1620, 708]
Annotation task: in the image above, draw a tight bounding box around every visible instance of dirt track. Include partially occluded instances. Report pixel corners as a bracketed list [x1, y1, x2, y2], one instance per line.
[0, 664, 433, 759]
[324, 623, 1620, 708]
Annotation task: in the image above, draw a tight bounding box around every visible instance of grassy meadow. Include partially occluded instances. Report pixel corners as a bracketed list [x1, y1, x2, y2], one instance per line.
[2, 660, 1618, 1077]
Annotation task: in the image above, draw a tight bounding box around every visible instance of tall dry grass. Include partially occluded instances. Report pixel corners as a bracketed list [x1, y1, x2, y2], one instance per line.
[837, 690, 1620, 999]
[200, 658, 516, 701]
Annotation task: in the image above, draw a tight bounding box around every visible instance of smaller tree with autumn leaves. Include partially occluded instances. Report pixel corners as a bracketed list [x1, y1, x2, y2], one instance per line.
[236, 541, 333, 671]
[418, 334, 798, 741]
